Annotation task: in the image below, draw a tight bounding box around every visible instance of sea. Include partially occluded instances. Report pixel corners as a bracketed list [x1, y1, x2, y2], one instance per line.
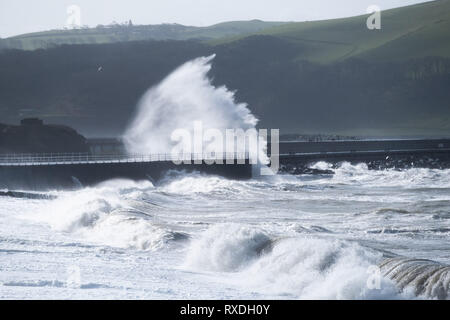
[1, 163, 449, 299]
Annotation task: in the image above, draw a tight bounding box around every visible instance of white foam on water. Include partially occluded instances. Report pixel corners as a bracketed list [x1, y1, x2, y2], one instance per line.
[309, 161, 334, 171]
[29, 179, 185, 250]
[328, 162, 450, 189]
[2, 164, 450, 299]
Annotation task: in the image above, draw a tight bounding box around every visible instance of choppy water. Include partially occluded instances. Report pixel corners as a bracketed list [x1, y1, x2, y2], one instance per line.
[1, 162, 450, 299]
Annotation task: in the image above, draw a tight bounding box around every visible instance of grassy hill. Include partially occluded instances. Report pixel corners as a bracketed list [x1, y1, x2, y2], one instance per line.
[2, 1, 448, 62]
[0, 20, 286, 51]
[212, 0, 450, 63]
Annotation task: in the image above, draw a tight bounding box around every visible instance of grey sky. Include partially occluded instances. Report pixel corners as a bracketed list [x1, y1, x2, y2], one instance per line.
[0, 0, 430, 38]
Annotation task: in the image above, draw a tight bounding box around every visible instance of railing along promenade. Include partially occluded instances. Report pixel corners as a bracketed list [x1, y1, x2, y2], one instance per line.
[0, 152, 251, 166]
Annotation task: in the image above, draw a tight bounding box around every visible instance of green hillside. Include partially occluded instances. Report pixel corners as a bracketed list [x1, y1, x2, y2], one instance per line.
[0, 20, 286, 51]
[213, 0, 450, 63]
[2, 0, 449, 63]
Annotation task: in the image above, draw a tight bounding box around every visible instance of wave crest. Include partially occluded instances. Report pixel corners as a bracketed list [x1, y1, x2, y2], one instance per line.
[380, 257, 450, 299]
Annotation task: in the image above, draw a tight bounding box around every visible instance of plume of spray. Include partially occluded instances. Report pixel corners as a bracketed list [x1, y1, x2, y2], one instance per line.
[123, 55, 267, 164]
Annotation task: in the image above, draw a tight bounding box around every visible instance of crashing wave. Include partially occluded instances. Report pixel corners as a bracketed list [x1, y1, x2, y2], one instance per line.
[184, 224, 407, 299]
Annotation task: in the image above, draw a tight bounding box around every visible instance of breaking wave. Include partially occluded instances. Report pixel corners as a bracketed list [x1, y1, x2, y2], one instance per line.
[32, 179, 189, 250]
[184, 224, 414, 299]
[380, 257, 450, 299]
[184, 224, 272, 272]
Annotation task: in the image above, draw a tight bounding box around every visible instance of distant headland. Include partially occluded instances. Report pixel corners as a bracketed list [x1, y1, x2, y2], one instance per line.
[0, 118, 89, 154]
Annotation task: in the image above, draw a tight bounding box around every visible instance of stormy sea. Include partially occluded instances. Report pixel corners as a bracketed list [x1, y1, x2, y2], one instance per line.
[1, 56, 449, 300]
[1, 166, 449, 299]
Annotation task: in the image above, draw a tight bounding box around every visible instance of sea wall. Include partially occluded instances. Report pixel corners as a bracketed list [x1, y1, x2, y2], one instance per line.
[0, 160, 252, 190]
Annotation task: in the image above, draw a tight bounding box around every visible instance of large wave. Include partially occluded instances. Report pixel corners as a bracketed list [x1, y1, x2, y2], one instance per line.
[123, 55, 263, 160]
[183, 224, 414, 299]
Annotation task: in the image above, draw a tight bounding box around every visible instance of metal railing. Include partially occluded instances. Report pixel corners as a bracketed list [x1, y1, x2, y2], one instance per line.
[0, 152, 251, 166]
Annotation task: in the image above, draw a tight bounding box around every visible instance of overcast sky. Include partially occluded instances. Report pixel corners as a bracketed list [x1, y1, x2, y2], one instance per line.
[0, 0, 430, 38]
